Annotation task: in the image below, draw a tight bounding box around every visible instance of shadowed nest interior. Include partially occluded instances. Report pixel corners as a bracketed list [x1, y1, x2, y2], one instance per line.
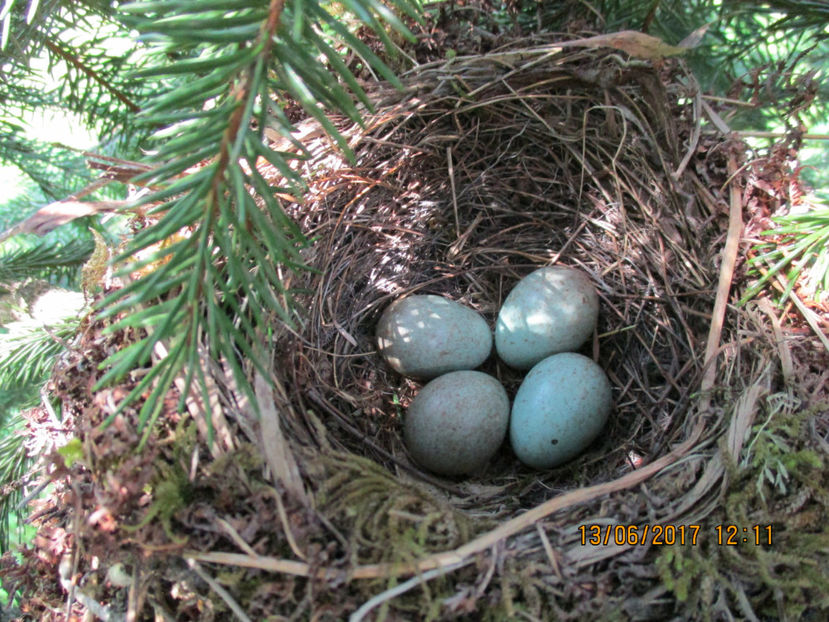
[276, 41, 724, 514]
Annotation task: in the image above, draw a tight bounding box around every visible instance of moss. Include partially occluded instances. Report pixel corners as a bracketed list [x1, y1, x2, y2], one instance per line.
[121, 461, 193, 542]
[657, 391, 828, 619]
[317, 453, 476, 568]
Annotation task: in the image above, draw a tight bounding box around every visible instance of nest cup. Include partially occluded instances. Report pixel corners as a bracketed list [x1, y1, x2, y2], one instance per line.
[272, 41, 725, 576]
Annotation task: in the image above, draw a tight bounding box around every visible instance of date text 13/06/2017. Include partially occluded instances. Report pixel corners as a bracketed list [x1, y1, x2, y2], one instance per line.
[578, 524, 773, 546]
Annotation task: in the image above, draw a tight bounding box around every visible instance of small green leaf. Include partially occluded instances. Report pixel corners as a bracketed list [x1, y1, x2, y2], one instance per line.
[292, 0, 305, 41]
[133, 46, 253, 77]
[57, 438, 85, 468]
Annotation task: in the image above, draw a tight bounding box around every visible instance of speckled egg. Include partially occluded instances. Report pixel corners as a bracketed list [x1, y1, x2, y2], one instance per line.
[404, 371, 510, 476]
[510, 353, 612, 469]
[376, 295, 492, 379]
[495, 266, 598, 369]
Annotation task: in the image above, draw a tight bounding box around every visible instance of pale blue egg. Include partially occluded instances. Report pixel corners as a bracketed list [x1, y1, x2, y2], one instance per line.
[510, 353, 612, 469]
[376, 295, 492, 379]
[495, 266, 598, 369]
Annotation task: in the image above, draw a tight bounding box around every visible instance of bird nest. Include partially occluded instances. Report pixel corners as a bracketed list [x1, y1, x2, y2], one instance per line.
[279, 47, 716, 489]
[11, 35, 827, 622]
[238, 42, 748, 616]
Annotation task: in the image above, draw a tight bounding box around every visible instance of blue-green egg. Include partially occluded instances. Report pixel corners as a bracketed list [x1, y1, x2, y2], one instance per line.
[376, 295, 492, 379]
[510, 353, 612, 469]
[495, 266, 598, 369]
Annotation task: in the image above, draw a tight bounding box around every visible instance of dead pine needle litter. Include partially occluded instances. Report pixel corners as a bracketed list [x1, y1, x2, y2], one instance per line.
[6, 25, 828, 622]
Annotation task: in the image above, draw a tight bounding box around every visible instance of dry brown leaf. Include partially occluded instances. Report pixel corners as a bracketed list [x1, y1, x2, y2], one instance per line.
[558, 29, 700, 60]
[8, 199, 128, 236]
[677, 23, 711, 50]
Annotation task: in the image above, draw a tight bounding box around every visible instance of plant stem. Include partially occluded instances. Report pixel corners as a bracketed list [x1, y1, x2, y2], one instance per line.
[43, 38, 140, 113]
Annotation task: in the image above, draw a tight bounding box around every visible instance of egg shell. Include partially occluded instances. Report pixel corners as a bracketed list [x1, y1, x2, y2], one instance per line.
[495, 266, 598, 369]
[376, 295, 492, 379]
[510, 353, 612, 469]
[404, 371, 510, 476]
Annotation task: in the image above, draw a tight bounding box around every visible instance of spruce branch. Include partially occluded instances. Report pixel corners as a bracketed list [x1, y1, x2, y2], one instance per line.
[43, 37, 141, 113]
[92, 0, 420, 442]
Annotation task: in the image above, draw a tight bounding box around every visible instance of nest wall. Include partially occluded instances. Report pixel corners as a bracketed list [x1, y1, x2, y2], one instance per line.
[271, 44, 733, 562]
